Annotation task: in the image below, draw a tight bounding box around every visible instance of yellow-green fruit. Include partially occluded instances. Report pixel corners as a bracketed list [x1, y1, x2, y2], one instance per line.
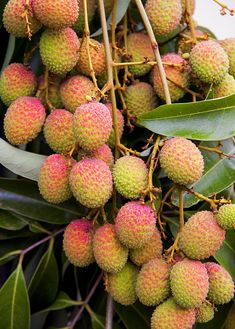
[179, 211, 225, 259]
[170, 259, 209, 309]
[43, 109, 76, 154]
[151, 298, 196, 329]
[190, 40, 229, 84]
[126, 33, 155, 77]
[73, 0, 96, 34]
[38, 154, 75, 204]
[151, 53, 190, 102]
[178, 29, 204, 55]
[63, 218, 95, 267]
[181, 0, 195, 15]
[159, 137, 204, 186]
[106, 103, 124, 148]
[106, 262, 138, 305]
[4, 96, 46, 145]
[136, 258, 170, 306]
[196, 302, 214, 323]
[225, 302, 235, 329]
[219, 38, 235, 78]
[206, 262, 234, 305]
[3, 0, 41, 37]
[93, 224, 128, 273]
[60, 75, 96, 113]
[38, 74, 63, 109]
[124, 82, 158, 119]
[216, 204, 235, 229]
[145, 0, 182, 37]
[113, 156, 148, 199]
[69, 158, 113, 208]
[40, 28, 80, 75]
[130, 228, 163, 266]
[213, 74, 235, 98]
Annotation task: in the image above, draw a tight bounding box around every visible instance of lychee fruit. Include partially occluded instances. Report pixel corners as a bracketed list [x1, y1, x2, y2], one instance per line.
[219, 38, 235, 78]
[106, 103, 124, 148]
[196, 301, 214, 323]
[85, 144, 114, 169]
[73, 0, 96, 34]
[213, 74, 235, 99]
[216, 204, 235, 230]
[178, 29, 205, 55]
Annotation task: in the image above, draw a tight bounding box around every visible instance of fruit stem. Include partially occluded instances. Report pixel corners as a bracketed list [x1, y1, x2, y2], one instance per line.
[105, 294, 114, 329]
[23, 43, 39, 66]
[212, 0, 235, 15]
[185, 0, 197, 44]
[123, 13, 132, 86]
[199, 145, 235, 159]
[179, 189, 185, 232]
[101, 207, 108, 223]
[118, 143, 140, 156]
[166, 76, 204, 100]
[21, 0, 33, 40]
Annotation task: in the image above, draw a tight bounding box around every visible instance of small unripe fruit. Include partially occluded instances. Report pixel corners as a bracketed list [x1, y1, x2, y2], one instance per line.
[213, 74, 235, 99]
[216, 204, 235, 230]
[219, 38, 235, 78]
[178, 29, 204, 55]
[196, 302, 214, 323]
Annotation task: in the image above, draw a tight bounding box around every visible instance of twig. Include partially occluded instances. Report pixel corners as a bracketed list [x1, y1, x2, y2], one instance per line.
[105, 294, 114, 329]
[199, 145, 235, 159]
[212, 0, 235, 15]
[185, 0, 197, 44]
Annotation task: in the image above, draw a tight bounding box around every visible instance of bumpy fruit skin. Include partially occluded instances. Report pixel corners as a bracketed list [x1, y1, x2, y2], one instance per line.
[179, 211, 225, 259]
[159, 137, 204, 186]
[219, 38, 235, 78]
[130, 228, 162, 266]
[225, 302, 235, 329]
[3, 0, 41, 37]
[90, 144, 114, 169]
[216, 204, 235, 229]
[145, 0, 182, 37]
[151, 53, 190, 102]
[93, 224, 128, 273]
[213, 74, 235, 99]
[40, 28, 80, 75]
[196, 302, 214, 323]
[4, 96, 46, 145]
[136, 258, 170, 306]
[73, 0, 96, 34]
[190, 40, 229, 84]
[106, 262, 138, 305]
[63, 219, 95, 267]
[0, 63, 37, 106]
[60, 75, 96, 113]
[170, 259, 209, 309]
[178, 29, 204, 55]
[38, 74, 63, 109]
[43, 109, 76, 154]
[38, 154, 75, 204]
[126, 33, 155, 77]
[206, 262, 234, 305]
[106, 103, 124, 148]
[115, 201, 156, 249]
[124, 82, 158, 119]
[69, 158, 113, 208]
[151, 298, 196, 329]
[113, 156, 148, 199]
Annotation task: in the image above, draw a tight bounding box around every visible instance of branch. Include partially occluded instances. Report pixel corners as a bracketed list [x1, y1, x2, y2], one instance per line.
[105, 294, 114, 329]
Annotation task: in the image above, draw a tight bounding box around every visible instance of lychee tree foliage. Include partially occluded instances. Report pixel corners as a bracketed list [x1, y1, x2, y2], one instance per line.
[1, 0, 235, 329]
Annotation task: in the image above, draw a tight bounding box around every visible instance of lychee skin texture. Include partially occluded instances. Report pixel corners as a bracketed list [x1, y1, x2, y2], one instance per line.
[106, 262, 138, 305]
[179, 211, 225, 260]
[3, 0, 42, 37]
[33, 0, 78, 30]
[90, 144, 114, 169]
[219, 38, 235, 78]
[216, 204, 235, 230]
[159, 137, 204, 186]
[206, 262, 234, 305]
[145, 0, 182, 37]
[113, 156, 148, 200]
[0, 63, 37, 106]
[69, 158, 113, 208]
[170, 259, 209, 309]
[63, 219, 95, 267]
[213, 74, 235, 99]
[73, 0, 96, 34]
[40, 28, 80, 75]
[190, 40, 229, 84]
[151, 298, 196, 329]
[196, 302, 214, 323]
[38, 154, 75, 204]
[43, 109, 76, 154]
[115, 201, 156, 249]
[93, 224, 128, 273]
[106, 103, 124, 149]
[60, 75, 96, 113]
[136, 258, 170, 306]
[73, 102, 112, 152]
[130, 228, 163, 266]
[4, 96, 46, 146]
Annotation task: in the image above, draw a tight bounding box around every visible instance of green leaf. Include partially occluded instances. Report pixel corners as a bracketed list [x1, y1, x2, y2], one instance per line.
[138, 94, 235, 141]
[0, 210, 27, 230]
[1, 35, 15, 74]
[0, 262, 30, 329]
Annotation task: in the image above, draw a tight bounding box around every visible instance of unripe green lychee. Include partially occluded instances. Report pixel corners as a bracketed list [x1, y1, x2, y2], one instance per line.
[159, 137, 204, 186]
[190, 40, 229, 84]
[106, 262, 138, 305]
[4, 96, 46, 145]
[69, 158, 113, 208]
[73, 101, 112, 152]
[113, 156, 148, 199]
[151, 298, 196, 329]
[145, 0, 182, 37]
[170, 259, 209, 309]
[38, 74, 63, 109]
[178, 29, 204, 55]
[179, 211, 225, 260]
[43, 109, 76, 154]
[181, 0, 195, 15]
[196, 301, 214, 323]
[59, 75, 96, 113]
[93, 224, 128, 273]
[225, 302, 235, 329]
[63, 218, 95, 267]
[106, 103, 124, 148]
[213, 74, 235, 98]
[115, 201, 156, 249]
[73, 0, 96, 34]
[3, 0, 42, 37]
[130, 228, 163, 266]
[216, 204, 235, 229]
[38, 154, 75, 204]
[206, 262, 234, 305]
[219, 38, 235, 78]
[136, 258, 170, 306]
[40, 28, 80, 75]
[0, 63, 37, 106]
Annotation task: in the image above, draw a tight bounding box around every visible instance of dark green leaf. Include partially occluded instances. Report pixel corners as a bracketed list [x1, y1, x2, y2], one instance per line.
[0, 210, 27, 230]
[115, 302, 151, 329]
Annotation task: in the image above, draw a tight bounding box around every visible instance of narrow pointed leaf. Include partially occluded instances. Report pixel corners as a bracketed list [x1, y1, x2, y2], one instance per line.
[36, 292, 81, 314]
[0, 210, 27, 230]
